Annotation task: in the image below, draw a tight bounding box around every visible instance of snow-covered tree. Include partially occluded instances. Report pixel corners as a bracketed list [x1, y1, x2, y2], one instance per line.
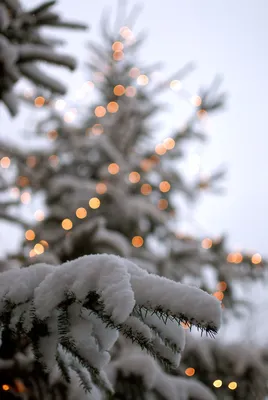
[0, 3, 267, 400]
[0, 0, 87, 116]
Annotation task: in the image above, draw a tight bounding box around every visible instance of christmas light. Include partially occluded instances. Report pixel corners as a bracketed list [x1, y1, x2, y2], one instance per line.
[159, 181, 171, 193]
[112, 41, 124, 51]
[95, 106, 106, 117]
[62, 218, 73, 230]
[92, 124, 104, 135]
[158, 199, 168, 210]
[155, 144, 166, 155]
[201, 238, 213, 249]
[125, 86, 136, 97]
[34, 96, 45, 108]
[54, 99, 66, 111]
[76, 207, 87, 219]
[40, 240, 49, 248]
[191, 95, 202, 107]
[0, 156, 11, 168]
[170, 80, 181, 91]
[96, 182, 107, 194]
[216, 281, 227, 291]
[2, 384, 9, 391]
[213, 380, 222, 388]
[228, 381, 238, 390]
[141, 184, 152, 195]
[89, 197, 101, 209]
[25, 230, 35, 241]
[132, 236, 144, 248]
[113, 51, 124, 61]
[108, 163, 120, 174]
[114, 85, 125, 96]
[129, 67, 140, 78]
[29, 249, 36, 258]
[163, 138, 175, 150]
[34, 210, 45, 221]
[107, 101, 119, 113]
[137, 74, 149, 86]
[26, 156, 37, 168]
[20, 191, 31, 204]
[185, 367, 195, 376]
[129, 172, 141, 183]
[64, 109, 76, 123]
[252, 253, 262, 264]
[213, 291, 224, 301]
[34, 243, 44, 255]
[47, 130, 58, 141]
[120, 26, 133, 40]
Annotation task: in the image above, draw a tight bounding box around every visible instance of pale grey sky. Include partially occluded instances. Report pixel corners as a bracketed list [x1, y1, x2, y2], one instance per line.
[1, 0, 268, 259]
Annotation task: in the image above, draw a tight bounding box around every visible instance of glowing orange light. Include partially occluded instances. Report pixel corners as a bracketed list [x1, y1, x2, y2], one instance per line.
[125, 86, 136, 97]
[191, 95, 202, 107]
[108, 163, 120, 174]
[64, 110, 76, 123]
[227, 252, 243, 264]
[158, 199, 168, 210]
[113, 51, 124, 61]
[163, 138, 175, 150]
[107, 101, 119, 113]
[120, 26, 133, 39]
[155, 144, 166, 155]
[197, 109, 208, 119]
[132, 236, 144, 248]
[159, 181, 171, 193]
[114, 85, 125, 96]
[92, 124, 104, 135]
[20, 192, 31, 204]
[25, 230, 35, 241]
[213, 380, 222, 388]
[47, 130, 58, 141]
[40, 240, 49, 248]
[89, 197, 101, 209]
[181, 321, 190, 329]
[201, 238, 213, 249]
[29, 249, 36, 258]
[95, 106, 106, 117]
[129, 67, 140, 78]
[213, 291, 224, 301]
[34, 210, 44, 221]
[2, 384, 10, 391]
[170, 80, 181, 91]
[141, 184, 152, 195]
[137, 74, 149, 86]
[76, 207, 87, 219]
[34, 96, 45, 108]
[1, 156, 11, 168]
[252, 253, 262, 264]
[62, 218, 73, 230]
[185, 368, 195, 377]
[34, 243, 44, 255]
[140, 159, 153, 171]
[96, 182, 107, 194]
[112, 41, 124, 51]
[217, 281, 227, 292]
[228, 382, 238, 390]
[129, 172, 141, 183]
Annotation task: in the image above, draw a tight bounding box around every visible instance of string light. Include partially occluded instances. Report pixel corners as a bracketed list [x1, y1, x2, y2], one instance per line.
[137, 74, 149, 86]
[201, 238, 213, 249]
[96, 182, 107, 194]
[228, 382, 238, 390]
[95, 106, 106, 117]
[252, 253, 262, 264]
[125, 86, 136, 97]
[129, 67, 140, 78]
[47, 130, 58, 141]
[34, 96, 45, 108]
[158, 199, 168, 210]
[25, 230, 35, 241]
[191, 95, 202, 107]
[89, 197, 101, 209]
[29, 249, 36, 258]
[155, 144, 166, 155]
[113, 51, 124, 61]
[213, 291, 224, 301]
[108, 163, 120, 175]
[227, 252, 243, 264]
[91, 124, 104, 135]
[159, 181, 171, 193]
[76, 207, 87, 219]
[112, 41, 124, 51]
[34, 243, 44, 255]
[213, 380, 222, 388]
[170, 80, 181, 91]
[2, 384, 9, 391]
[54, 99, 66, 111]
[34, 210, 45, 221]
[141, 184, 152, 195]
[216, 281, 227, 291]
[114, 85, 125, 96]
[0, 156, 10, 168]
[40, 240, 49, 248]
[20, 191, 31, 204]
[132, 236, 144, 248]
[64, 109, 76, 123]
[163, 138, 175, 150]
[185, 368, 195, 377]
[181, 321, 190, 329]
[62, 218, 73, 230]
[197, 109, 208, 119]
[107, 101, 119, 113]
[119, 26, 133, 40]
[129, 172, 141, 183]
